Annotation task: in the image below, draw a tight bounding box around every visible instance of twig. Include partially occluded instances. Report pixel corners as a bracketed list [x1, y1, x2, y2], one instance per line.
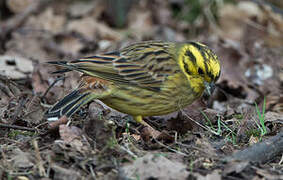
[0, 75, 20, 97]
[279, 154, 283, 165]
[0, 137, 26, 146]
[32, 139, 47, 177]
[0, 123, 36, 132]
[154, 139, 188, 157]
[89, 165, 97, 180]
[252, 0, 283, 15]
[41, 76, 65, 100]
[119, 144, 138, 159]
[181, 109, 221, 136]
[224, 132, 283, 163]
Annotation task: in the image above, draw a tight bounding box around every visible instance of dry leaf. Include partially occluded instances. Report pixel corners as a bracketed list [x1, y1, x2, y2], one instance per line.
[59, 124, 83, 143]
[193, 170, 221, 180]
[12, 148, 34, 169]
[67, 17, 122, 41]
[57, 36, 84, 56]
[0, 55, 33, 79]
[51, 164, 81, 180]
[128, 4, 155, 39]
[28, 8, 66, 34]
[7, 0, 35, 13]
[68, 1, 95, 18]
[218, 2, 263, 40]
[122, 153, 189, 180]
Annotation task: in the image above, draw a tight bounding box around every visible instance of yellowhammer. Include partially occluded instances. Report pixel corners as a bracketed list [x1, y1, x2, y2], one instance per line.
[45, 41, 221, 136]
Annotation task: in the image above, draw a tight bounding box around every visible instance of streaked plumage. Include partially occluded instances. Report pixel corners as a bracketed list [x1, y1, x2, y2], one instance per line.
[45, 41, 221, 126]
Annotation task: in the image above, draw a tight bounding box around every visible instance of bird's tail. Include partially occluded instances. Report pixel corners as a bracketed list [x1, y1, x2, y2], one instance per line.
[45, 89, 94, 121]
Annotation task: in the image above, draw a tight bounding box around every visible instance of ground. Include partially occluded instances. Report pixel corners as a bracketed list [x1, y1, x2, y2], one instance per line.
[0, 0, 282, 179]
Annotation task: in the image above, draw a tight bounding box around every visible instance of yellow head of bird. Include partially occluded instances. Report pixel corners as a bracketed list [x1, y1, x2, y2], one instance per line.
[177, 42, 221, 96]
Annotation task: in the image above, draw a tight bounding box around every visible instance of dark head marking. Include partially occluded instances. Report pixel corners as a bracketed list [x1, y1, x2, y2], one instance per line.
[185, 50, 196, 64]
[198, 68, 204, 75]
[183, 57, 191, 75]
[190, 42, 202, 49]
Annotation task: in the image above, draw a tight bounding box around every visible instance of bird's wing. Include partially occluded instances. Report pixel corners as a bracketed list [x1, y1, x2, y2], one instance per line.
[50, 41, 180, 91]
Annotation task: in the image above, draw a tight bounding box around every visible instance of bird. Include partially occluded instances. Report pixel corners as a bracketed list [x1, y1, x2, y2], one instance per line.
[45, 41, 221, 136]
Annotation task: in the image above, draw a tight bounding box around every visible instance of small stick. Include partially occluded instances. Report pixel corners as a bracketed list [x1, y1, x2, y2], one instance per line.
[32, 139, 47, 177]
[0, 123, 36, 132]
[41, 76, 65, 100]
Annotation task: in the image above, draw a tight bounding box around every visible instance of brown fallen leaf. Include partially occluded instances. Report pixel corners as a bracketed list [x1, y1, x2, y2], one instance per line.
[266, 94, 283, 113]
[0, 55, 33, 79]
[51, 164, 81, 180]
[84, 101, 116, 148]
[67, 17, 122, 41]
[128, 2, 155, 39]
[56, 35, 84, 56]
[7, 0, 35, 14]
[32, 62, 54, 95]
[139, 121, 161, 141]
[12, 148, 34, 169]
[192, 170, 221, 180]
[58, 124, 91, 153]
[195, 137, 217, 158]
[28, 7, 66, 34]
[59, 124, 83, 143]
[218, 1, 264, 41]
[122, 153, 189, 180]
[0, 75, 21, 105]
[68, 1, 95, 18]
[131, 134, 141, 141]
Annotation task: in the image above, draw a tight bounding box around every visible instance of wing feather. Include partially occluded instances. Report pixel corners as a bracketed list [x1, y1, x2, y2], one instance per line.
[50, 41, 180, 91]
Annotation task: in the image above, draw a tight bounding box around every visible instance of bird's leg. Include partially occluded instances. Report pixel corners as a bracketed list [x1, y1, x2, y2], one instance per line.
[134, 115, 161, 138]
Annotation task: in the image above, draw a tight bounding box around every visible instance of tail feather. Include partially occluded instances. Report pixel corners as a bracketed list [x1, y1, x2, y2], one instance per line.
[47, 61, 68, 65]
[49, 90, 80, 112]
[45, 89, 93, 121]
[47, 61, 81, 74]
[51, 69, 72, 74]
[64, 94, 91, 117]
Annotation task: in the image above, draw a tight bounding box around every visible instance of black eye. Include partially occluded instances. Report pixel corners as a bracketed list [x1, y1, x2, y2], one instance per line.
[198, 68, 204, 75]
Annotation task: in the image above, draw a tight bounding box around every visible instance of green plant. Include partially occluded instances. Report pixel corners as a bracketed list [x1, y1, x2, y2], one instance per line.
[201, 111, 221, 136]
[201, 111, 237, 144]
[189, 159, 194, 172]
[232, 113, 244, 120]
[8, 130, 36, 139]
[255, 97, 267, 137]
[219, 120, 237, 144]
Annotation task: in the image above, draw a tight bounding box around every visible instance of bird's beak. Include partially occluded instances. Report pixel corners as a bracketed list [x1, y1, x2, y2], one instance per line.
[203, 81, 215, 98]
